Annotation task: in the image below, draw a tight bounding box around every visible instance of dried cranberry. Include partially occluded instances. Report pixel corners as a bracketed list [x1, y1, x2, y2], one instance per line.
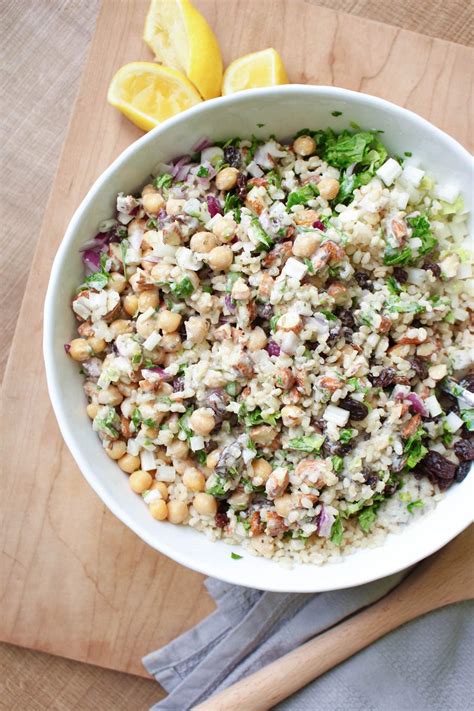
[422, 262, 441, 278]
[266, 341, 281, 357]
[236, 172, 248, 201]
[224, 146, 242, 168]
[455, 461, 471, 483]
[338, 396, 368, 421]
[454, 439, 474, 462]
[364, 472, 379, 487]
[354, 272, 372, 289]
[335, 307, 356, 330]
[312, 220, 327, 231]
[409, 357, 429, 381]
[460, 374, 474, 393]
[393, 267, 408, 283]
[416, 450, 457, 481]
[373, 367, 397, 388]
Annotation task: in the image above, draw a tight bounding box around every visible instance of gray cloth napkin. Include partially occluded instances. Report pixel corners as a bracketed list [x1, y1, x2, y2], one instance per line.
[143, 574, 473, 710]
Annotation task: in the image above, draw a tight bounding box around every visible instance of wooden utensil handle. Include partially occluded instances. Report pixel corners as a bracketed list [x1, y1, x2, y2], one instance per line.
[193, 596, 410, 711]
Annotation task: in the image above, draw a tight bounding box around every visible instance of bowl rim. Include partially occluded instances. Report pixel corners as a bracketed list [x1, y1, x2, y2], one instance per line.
[43, 84, 473, 592]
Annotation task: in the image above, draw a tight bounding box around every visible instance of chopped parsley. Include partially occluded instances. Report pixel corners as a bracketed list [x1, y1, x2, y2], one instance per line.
[287, 183, 319, 209]
[406, 215, 436, 256]
[170, 276, 195, 298]
[331, 110, 343, 117]
[460, 408, 474, 432]
[332, 455, 344, 473]
[81, 252, 110, 292]
[287, 434, 325, 453]
[404, 427, 428, 469]
[339, 428, 356, 443]
[239, 404, 281, 427]
[407, 499, 424, 514]
[231, 552, 243, 560]
[358, 506, 377, 533]
[153, 173, 173, 192]
[304, 257, 314, 273]
[251, 217, 273, 250]
[196, 165, 209, 177]
[330, 516, 344, 545]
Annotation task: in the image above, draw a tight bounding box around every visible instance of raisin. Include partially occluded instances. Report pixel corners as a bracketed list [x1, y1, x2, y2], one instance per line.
[460, 374, 474, 393]
[323, 440, 352, 457]
[384, 478, 400, 497]
[364, 472, 379, 487]
[256, 302, 273, 320]
[416, 450, 457, 481]
[454, 439, 474, 462]
[373, 367, 397, 388]
[338, 396, 368, 420]
[236, 172, 248, 201]
[223, 146, 242, 168]
[335, 307, 356, 330]
[411, 318, 422, 329]
[409, 357, 429, 381]
[354, 272, 372, 289]
[393, 267, 408, 283]
[215, 512, 229, 528]
[455, 461, 471, 483]
[422, 262, 441, 278]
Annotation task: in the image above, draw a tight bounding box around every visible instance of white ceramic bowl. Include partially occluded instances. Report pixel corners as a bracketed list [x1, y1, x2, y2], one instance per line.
[44, 85, 473, 592]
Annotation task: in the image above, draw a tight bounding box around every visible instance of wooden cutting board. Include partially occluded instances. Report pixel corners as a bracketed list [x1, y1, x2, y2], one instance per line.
[1, 0, 472, 681]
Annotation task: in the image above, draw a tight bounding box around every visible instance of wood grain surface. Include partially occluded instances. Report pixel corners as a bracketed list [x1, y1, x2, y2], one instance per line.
[1, 0, 473, 709]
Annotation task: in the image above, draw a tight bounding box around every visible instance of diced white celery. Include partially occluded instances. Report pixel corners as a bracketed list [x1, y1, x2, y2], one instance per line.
[394, 191, 410, 210]
[444, 411, 464, 433]
[282, 257, 307, 281]
[323, 405, 350, 427]
[401, 165, 425, 187]
[435, 183, 460, 203]
[201, 146, 224, 165]
[409, 237, 423, 250]
[142, 489, 162, 504]
[457, 262, 473, 280]
[143, 331, 161, 351]
[376, 158, 402, 186]
[280, 331, 300, 355]
[425, 395, 442, 417]
[155, 465, 176, 482]
[405, 268, 426, 285]
[176, 246, 203, 271]
[140, 450, 156, 471]
[190, 435, 205, 451]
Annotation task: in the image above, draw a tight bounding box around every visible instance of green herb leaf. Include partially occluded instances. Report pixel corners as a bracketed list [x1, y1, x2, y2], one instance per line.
[331, 110, 343, 117]
[196, 450, 208, 465]
[303, 257, 314, 273]
[387, 276, 403, 295]
[332, 455, 344, 473]
[330, 516, 344, 545]
[407, 499, 424, 513]
[197, 165, 209, 177]
[287, 183, 318, 209]
[339, 428, 355, 443]
[231, 552, 243, 559]
[153, 173, 173, 191]
[226, 271, 242, 293]
[404, 427, 428, 469]
[358, 506, 377, 532]
[460, 408, 474, 432]
[251, 218, 273, 250]
[383, 246, 413, 266]
[287, 435, 325, 453]
[170, 276, 195, 298]
[407, 215, 437, 256]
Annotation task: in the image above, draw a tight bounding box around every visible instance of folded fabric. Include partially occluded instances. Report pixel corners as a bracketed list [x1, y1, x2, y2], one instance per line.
[143, 574, 473, 710]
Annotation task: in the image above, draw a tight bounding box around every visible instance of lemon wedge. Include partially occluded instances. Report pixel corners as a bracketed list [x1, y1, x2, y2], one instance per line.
[107, 61, 202, 131]
[143, 0, 223, 100]
[222, 48, 289, 95]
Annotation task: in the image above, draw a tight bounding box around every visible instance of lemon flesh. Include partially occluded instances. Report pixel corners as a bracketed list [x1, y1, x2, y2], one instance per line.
[107, 62, 202, 131]
[143, 0, 223, 100]
[222, 48, 289, 95]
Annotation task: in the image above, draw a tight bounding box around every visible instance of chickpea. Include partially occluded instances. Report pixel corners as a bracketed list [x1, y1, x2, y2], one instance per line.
[105, 440, 127, 460]
[251, 458, 272, 481]
[212, 216, 237, 243]
[86, 403, 99, 419]
[98, 386, 123, 406]
[68, 338, 92, 362]
[206, 449, 220, 470]
[183, 466, 206, 492]
[108, 272, 127, 293]
[136, 316, 159, 339]
[190, 231, 218, 253]
[167, 439, 189, 459]
[143, 426, 159, 439]
[142, 191, 165, 215]
[208, 245, 233, 271]
[173, 457, 195, 475]
[231, 278, 251, 301]
[215, 167, 239, 191]
[293, 135, 316, 156]
[318, 178, 340, 200]
[156, 309, 182, 333]
[185, 316, 209, 344]
[281, 404, 304, 427]
[249, 425, 277, 445]
[109, 319, 132, 338]
[292, 233, 319, 258]
[160, 333, 182, 352]
[189, 408, 216, 436]
[294, 209, 320, 226]
[193, 492, 217, 516]
[166, 198, 185, 216]
[151, 263, 173, 282]
[274, 494, 293, 518]
[129, 469, 153, 493]
[167, 499, 189, 524]
[141, 183, 156, 197]
[247, 326, 267, 352]
[151, 480, 169, 500]
[138, 290, 159, 312]
[117, 453, 140, 474]
[123, 294, 139, 316]
[87, 336, 106, 354]
[149, 499, 168, 520]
